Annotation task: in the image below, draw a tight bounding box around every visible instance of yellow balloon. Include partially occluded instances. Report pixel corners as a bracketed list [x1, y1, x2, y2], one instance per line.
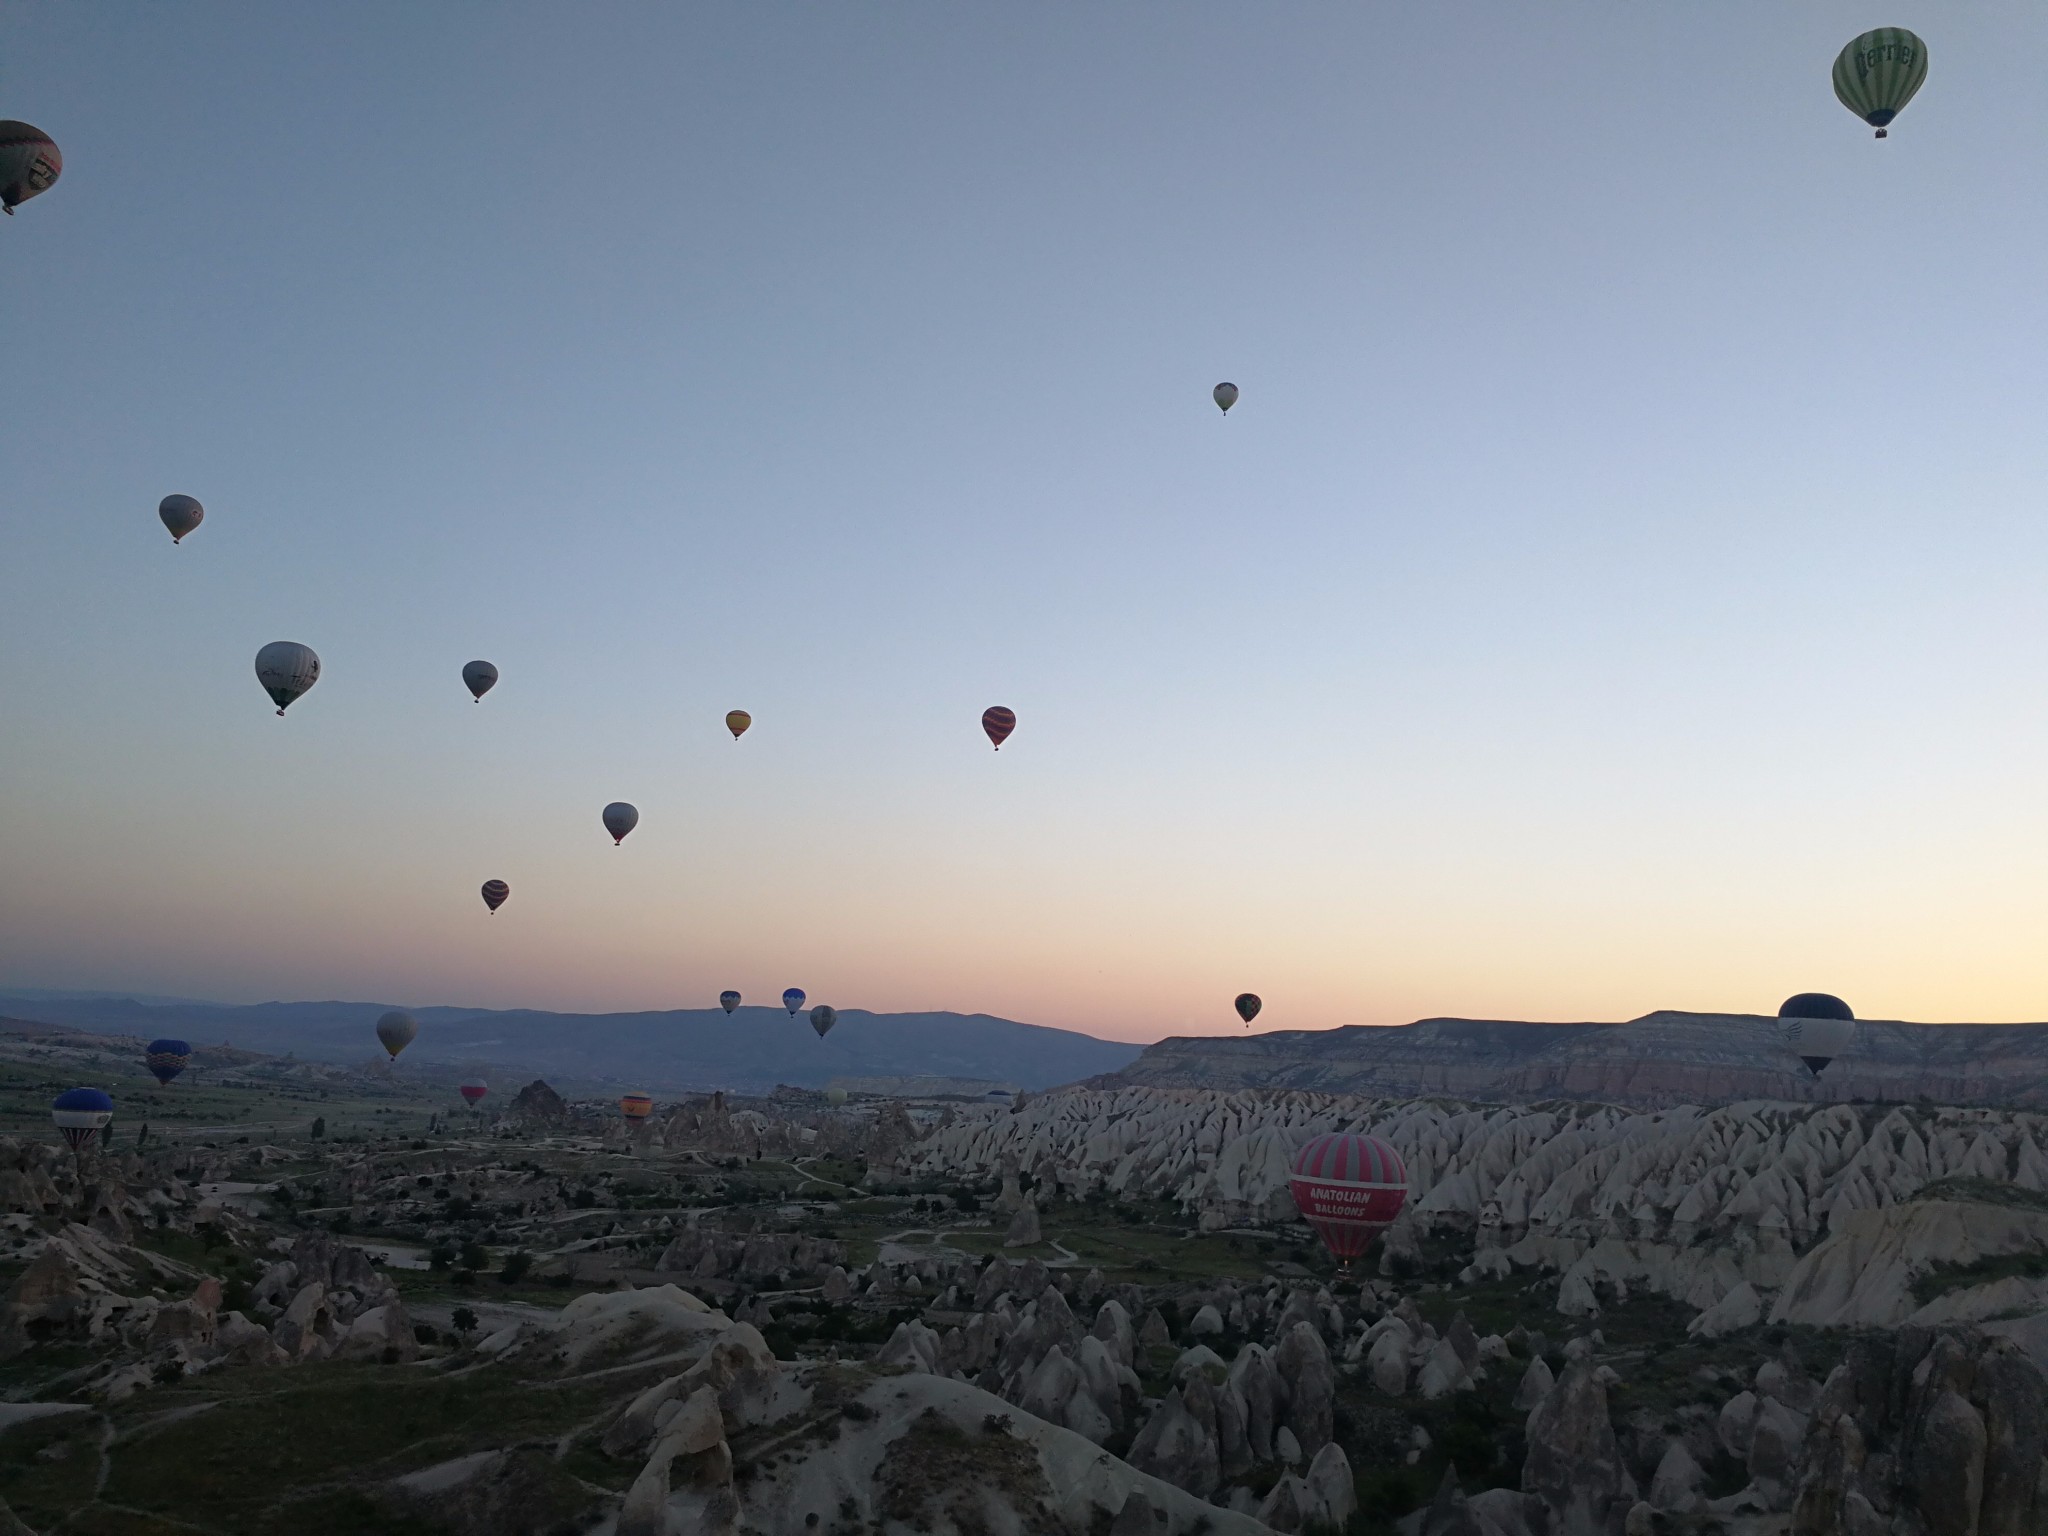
[725, 710, 751, 741]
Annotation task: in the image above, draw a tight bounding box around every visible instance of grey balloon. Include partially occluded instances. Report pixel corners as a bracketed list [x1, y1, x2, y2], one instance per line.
[602, 801, 639, 845]
[1213, 382, 1239, 413]
[375, 1009, 418, 1059]
[158, 495, 204, 544]
[254, 641, 320, 716]
[462, 660, 498, 702]
[809, 1004, 838, 1039]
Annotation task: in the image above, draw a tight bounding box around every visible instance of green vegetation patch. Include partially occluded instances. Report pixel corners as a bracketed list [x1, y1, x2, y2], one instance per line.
[1910, 1247, 2048, 1306]
[92, 1365, 612, 1534]
[1914, 1178, 2048, 1215]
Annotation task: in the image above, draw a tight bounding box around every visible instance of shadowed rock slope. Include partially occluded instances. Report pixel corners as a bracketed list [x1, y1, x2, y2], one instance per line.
[1101, 1010, 2048, 1109]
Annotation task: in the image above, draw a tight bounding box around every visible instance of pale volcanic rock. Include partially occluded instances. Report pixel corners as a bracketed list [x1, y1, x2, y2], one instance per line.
[1367, 1324, 1412, 1397]
[1647, 1438, 1704, 1513]
[1004, 1197, 1042, 1248]
[1522, 1361, 1635, 1534]
[1513, 1354, 1554, 1412]
[1686, 1279, 1764, 1338]
[1127, 1387, 1220, 1497]
[1789, 1329, 2048, 1536]
[546, 1283, 729, 1369]
[1098, 1010, 2048, 1110]
[1228, 1342, 1284, 1460]
[904, 1087, 2048, 1331]
[1415, 1335, 1473, 1399]
[1770, 1198, 2048, 1329]
[1274, 1322, 1335, 1453]
[738, 1371, 1272, 1536]
[875, 1318, 943, 1373]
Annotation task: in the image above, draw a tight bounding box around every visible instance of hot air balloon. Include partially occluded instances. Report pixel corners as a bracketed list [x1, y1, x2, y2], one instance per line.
[1235, 993, 1262, 1027]
[810, 1005, 838, 1039]
[463, 661, 498, 702]
[458, 1079, 488, 1106]
[619, 1093, 654, 1122]
[602, 802, 638, 845]
[984, 1088, 1014, 1105]
[1287, 1132, 1408, 1269]
[255, 641, 320, 716]
[1834, 28, 1927, 138]
[0, 122, 61, 214]
[725, 710, 751, 740]
[719, 991, 741, 1015]
[481, 879, 509, 913]
[1213, 382, 1239, 414]
[982, 706, 1016, 750]
[824, 1086, 848, 1106]
[51, 1088, 112, 1153]
[158, 495, 203, 545]
[376, 1010, 418, 1060]
[1779, 993, 1856, 1076]
[782, 988, 806, 1016]
[144, 1039, 191, 1086]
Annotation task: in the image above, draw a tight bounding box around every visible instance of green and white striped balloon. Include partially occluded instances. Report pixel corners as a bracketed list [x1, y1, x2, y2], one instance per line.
[1832, 28, 1927, 139]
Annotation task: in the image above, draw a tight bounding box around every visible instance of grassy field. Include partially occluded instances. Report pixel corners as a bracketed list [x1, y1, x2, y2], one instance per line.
[0, 1048, 452, 1148]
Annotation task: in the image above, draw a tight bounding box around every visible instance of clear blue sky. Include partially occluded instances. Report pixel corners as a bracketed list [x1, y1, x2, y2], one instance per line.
[4, 4, 2046, 1040]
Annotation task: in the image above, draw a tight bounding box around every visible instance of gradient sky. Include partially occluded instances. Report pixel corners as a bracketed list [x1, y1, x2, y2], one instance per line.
[5, 4, 2048, 1043]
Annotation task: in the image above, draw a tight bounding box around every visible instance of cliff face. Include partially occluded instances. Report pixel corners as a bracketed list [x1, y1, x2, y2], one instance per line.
[1099, 1011, 2048, 1109]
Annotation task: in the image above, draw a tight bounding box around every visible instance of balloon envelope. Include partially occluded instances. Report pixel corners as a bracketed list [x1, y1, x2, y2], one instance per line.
[1287, 1132, 1408, 1264]
[1833, 28, 1927, 137]
[619, 1093, 654, 1121]
[982, 706, 1016, 750]
[602, 802, 639, 844]
[1779, 992, 1854, 1021]
[719, 990, 741, 1015]
[463, 661, 498, 701]
[51, 1087, 113, 1152]
[1779, 995, 1856, 1076]
[0, 122, 62, 212]
[144, 1039, 191, 1086]
[1234, 993, 1262, 1026]
[782, 988, 806, 1016]
[458, 1079, 488, 1105]
[481, 879, 509, 913]
[1213, 382, 1239, 413]
[725, 710, 751, 740]
[158, 495, 203, 544]
[810, 1005, 838, 1039]
[255, 641, 320, 716]
[824, 1086, 848, 1106]
[376, 1009, 418, 1060]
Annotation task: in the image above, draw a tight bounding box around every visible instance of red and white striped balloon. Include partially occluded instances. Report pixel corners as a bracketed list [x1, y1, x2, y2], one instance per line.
[1287, 1132, 1408, 1265]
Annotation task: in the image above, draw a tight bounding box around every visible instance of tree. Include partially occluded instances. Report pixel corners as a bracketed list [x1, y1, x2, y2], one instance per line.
[459, 1241, 488, 1273]
[498, 1250, 532, 1286]
[310, 1116, 326, 1139]
[428, 1242, 456, 1271]
[450, 1306, 477, 1338]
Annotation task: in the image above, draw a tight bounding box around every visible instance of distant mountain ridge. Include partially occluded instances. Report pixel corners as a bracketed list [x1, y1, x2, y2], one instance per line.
[1098, 1010, 2048, 1109]
[7, 996, 1141, 1095]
